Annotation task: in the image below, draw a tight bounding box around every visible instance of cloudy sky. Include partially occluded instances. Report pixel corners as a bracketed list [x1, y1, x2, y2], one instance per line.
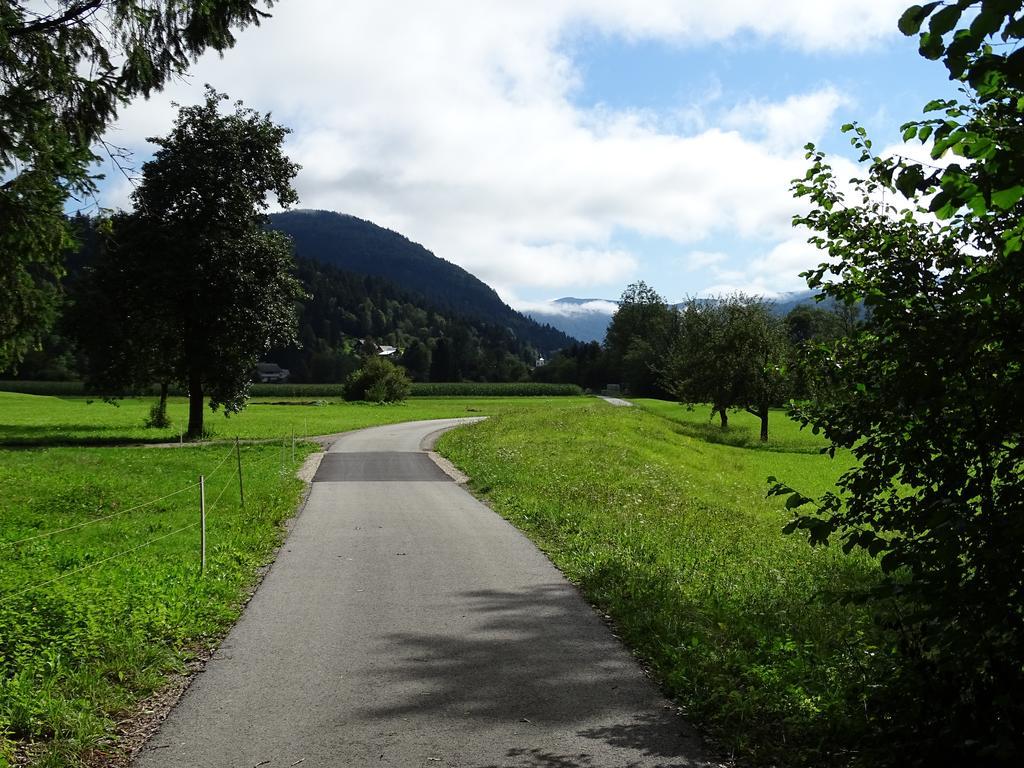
[90, 0, 958, 312]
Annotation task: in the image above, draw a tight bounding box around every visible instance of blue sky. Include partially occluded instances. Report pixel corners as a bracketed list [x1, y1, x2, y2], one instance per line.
[571, 33, 956, 151]
[555, 31, 959, 304]
[92, 1, 963, 313]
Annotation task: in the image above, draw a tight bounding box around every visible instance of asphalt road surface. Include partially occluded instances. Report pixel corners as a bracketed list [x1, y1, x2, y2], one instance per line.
[134, 418, 710, 768]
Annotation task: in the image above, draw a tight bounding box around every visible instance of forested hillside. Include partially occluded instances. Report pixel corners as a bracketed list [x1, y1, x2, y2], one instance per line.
[270, 258, 544, 383]
[1, 213, 571, 384]
[268, 210, 573, 354]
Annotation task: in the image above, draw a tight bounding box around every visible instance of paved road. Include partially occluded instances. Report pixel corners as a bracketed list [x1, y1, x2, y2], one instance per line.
[598, 396, 633, 407]
[134, 419, 709, 768]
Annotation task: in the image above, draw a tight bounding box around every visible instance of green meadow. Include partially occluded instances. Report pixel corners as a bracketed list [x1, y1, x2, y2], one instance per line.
[0, 441, 314, 766]
[0, 391, 590, 446]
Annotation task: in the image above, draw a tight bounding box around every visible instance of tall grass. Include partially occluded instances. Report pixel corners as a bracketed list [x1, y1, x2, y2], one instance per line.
[438, 399, 889, 766]
[409, 382, 582, 396]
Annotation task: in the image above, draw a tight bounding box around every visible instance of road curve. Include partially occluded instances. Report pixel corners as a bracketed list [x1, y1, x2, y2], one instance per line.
[133, 418, 710, 768]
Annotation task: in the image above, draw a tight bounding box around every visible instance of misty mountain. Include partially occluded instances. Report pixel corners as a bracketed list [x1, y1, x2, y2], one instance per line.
[523, 298, 618, 344]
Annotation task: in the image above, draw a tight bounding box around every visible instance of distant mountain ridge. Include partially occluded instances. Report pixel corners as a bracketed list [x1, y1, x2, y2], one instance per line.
[525, 290, 826, 343]
[268, 210, 575, 354]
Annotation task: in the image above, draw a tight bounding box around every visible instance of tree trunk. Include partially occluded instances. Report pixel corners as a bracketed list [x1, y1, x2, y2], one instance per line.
[717, 407, 728, 430]
[187, 369, 204, 439]
[759, 397, 769, 442]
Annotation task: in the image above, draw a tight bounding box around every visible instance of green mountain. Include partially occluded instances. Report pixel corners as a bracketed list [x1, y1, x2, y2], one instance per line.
[268, 210, 574, 354]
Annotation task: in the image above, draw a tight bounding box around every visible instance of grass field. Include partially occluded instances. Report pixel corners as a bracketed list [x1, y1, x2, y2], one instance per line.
[0, 441, 319, 766]
[630, 398, 832, 454]
[0, 392, 588, 766]
[0, 392, 591, 446]
[438, 398, 890, 767]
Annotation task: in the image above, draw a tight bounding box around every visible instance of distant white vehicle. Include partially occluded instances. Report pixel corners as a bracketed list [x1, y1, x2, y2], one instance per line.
[256, 362, 290, 383]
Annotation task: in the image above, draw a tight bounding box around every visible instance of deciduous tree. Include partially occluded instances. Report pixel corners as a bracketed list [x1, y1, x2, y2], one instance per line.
[79, 89, 303, 437]
[604, 281, 676, 396]
[344, 356, 411, 403]
[660, 294, 787, 441]
[772, 2, 1024, 760]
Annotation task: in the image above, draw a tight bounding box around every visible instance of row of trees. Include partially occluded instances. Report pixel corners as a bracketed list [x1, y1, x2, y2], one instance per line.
[537, 282, 853, 443]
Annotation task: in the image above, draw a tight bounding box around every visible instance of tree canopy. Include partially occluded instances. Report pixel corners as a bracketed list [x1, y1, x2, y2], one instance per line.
[0, 0, 275, 370]
[604, 281, 676, 396]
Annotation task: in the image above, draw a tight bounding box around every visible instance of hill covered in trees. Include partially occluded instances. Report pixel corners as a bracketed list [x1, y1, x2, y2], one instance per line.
[269, 257, 548, 383]
[0, 216, 555, 385]
[268, 210, 573, 354]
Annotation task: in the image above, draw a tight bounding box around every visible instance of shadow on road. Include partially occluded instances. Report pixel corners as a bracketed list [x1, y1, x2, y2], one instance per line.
[360, 585, 705, 767]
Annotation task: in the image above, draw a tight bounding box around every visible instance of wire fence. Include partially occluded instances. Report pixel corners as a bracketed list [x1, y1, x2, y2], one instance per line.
[0, 440, 259, 604]
[0, 523, 201, 605]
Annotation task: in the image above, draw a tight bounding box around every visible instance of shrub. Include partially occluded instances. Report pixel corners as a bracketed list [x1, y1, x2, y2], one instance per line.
[144, 400, 171, 428]
[344, 357, 411, 403]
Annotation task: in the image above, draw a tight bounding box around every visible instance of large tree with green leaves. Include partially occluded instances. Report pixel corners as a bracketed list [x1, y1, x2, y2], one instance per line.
[604, 281, 676, 396]
[660, 294, 788, 441]
[0, 0, 276, 370]
[772, 1, 1024, 761]
[79, 89, 303, 437]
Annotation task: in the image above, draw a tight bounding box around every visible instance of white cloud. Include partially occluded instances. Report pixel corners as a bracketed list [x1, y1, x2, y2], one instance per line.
[512, 298, 620, 317]
[684, 250, 729, 270]
[700, 235, 828, 297]
[556, 0, 908, 50]
[722, 87, 851, 151]
[99, 0, 905, 299]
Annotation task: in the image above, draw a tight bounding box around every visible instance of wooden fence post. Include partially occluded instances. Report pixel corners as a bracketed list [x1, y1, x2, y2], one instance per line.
[199, 475, 207, 575]
[235, 437, 245, 509]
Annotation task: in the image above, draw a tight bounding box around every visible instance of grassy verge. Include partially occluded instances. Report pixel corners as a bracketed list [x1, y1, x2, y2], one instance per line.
[0, 442, 315, 765]
[437, 398, 893, 766]
[0, 392, 590, 446]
